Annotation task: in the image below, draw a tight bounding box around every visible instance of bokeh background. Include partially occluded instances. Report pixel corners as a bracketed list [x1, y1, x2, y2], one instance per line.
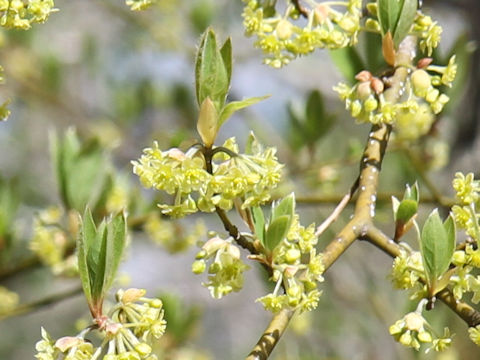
[0, 0, 479, 359]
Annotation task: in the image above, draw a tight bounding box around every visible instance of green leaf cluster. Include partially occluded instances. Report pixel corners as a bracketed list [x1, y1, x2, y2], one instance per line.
[419, 209, 456, 296]
[195, 28, 268, 146]
[392, 183, 419, 241]
[77, 209, 127, 317]
[51, 128, 111, 213]
[252, 193, 295, 253]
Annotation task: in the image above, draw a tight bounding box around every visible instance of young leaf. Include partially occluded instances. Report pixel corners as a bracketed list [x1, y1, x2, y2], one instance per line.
[404, 182, 419, 202]
[396, 199, 418, 224]
[377, 0, 403, 37]
[91, 225, 108, 302]
[251, 206, 265, 246]
[197, 97, 218, 147]
[78, 209, 97, 304]
[420, 209, 455, 293]
[195, 28, 230, 109]
[265, 215, 290, 252]
[217, 95, 270, 128]
[392, 0, 417, 46]
[103, 212, 127, 294]
[272, 193, 295, 223]
[220, 37, 232, 86]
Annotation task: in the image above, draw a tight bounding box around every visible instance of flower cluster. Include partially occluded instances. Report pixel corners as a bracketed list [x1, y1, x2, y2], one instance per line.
[334, 56, 456, 129]
[35, 289, 166, 360]
[412, 12, 443, 56]
[390, 248, 424, 291]
[452, 172, 480, 242]
[133, 136, 283, 218]
[192, 236, 249, 299]
[0, 0, 57, 30]
[389, 304, 453, 352]
[144, 213, 206, 253]
[29, 207, 77, 276]
[257, 216, 324, 313]
[469, 325, 480, 346]
[242, 0, 362, 68]
[126, 0, 158, 11]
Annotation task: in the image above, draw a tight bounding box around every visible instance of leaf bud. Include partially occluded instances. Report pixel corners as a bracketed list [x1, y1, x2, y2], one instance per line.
[417, 57, 433, 69]
[355, 70, 372, 82]
[197, 97, 218, 148]
[370, 77, 384, 94]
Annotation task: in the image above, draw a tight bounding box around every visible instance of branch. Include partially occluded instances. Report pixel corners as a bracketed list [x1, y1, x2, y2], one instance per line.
[247, 123, 392, 359]
[291, 0, 309, 18]
[0, 285, 83, 321]
[246, 309, 294, 360]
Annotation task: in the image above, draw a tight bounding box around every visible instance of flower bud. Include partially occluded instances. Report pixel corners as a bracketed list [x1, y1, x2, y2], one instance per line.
[356, 82, 371, 100]
[55, 337, 83, 352]
[226, 243, 241, 259]
[285, 248, 301, 263]
[121, 288, 146, 304]
[192, 260, 206, 274]
[135, 343, 152, 356]
[202, 236, 226, 254]
[350, 100, 362, 117]
[404, 312, 424, 332]
[364, 96, 378, 112]
[167, 148, 186, 161]
[411, 69, 431, 97]
[275, 20, 292, 40]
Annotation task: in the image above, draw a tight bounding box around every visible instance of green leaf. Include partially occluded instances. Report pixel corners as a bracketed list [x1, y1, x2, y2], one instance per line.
[51, 129, 109, 213]
[103, 212, 127, 294]
[377, 0, 402, 36]
[329, 47, 365, 83]
[220, 37, 232, 87]
[392, 0, 417, 46]
[217, 95, 270, 128]
[265, 215, 290, 252]
[377, 0, 417, 47]
[77, 209, 127, 310]
[396, 199, 417, 224]
[251, 206, 265, 246]
[272, 193, 295, 222]
[194, 28, 230, 109]
[404, 182, 419, 202]
[443, 213, 456, 259]
[91, 225, 108, 301]
[78, 209, 96, 303]
[420, 209, 455, 292]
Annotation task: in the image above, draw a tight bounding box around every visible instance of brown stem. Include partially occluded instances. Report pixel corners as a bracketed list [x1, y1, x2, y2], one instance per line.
[291, 0, 309, 18]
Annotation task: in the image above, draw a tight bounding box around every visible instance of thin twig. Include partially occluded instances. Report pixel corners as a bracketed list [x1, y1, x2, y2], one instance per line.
[291, 0, 309, 18]
[0, 285, 83, 321]
[315, 176, 359, 236]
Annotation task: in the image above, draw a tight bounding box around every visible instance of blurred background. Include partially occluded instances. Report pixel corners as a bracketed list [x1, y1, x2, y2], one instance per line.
[0, 0, 479, 359]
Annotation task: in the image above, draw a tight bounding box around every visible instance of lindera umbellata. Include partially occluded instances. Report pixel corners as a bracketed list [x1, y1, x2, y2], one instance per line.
[0, 0, 479, 359]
